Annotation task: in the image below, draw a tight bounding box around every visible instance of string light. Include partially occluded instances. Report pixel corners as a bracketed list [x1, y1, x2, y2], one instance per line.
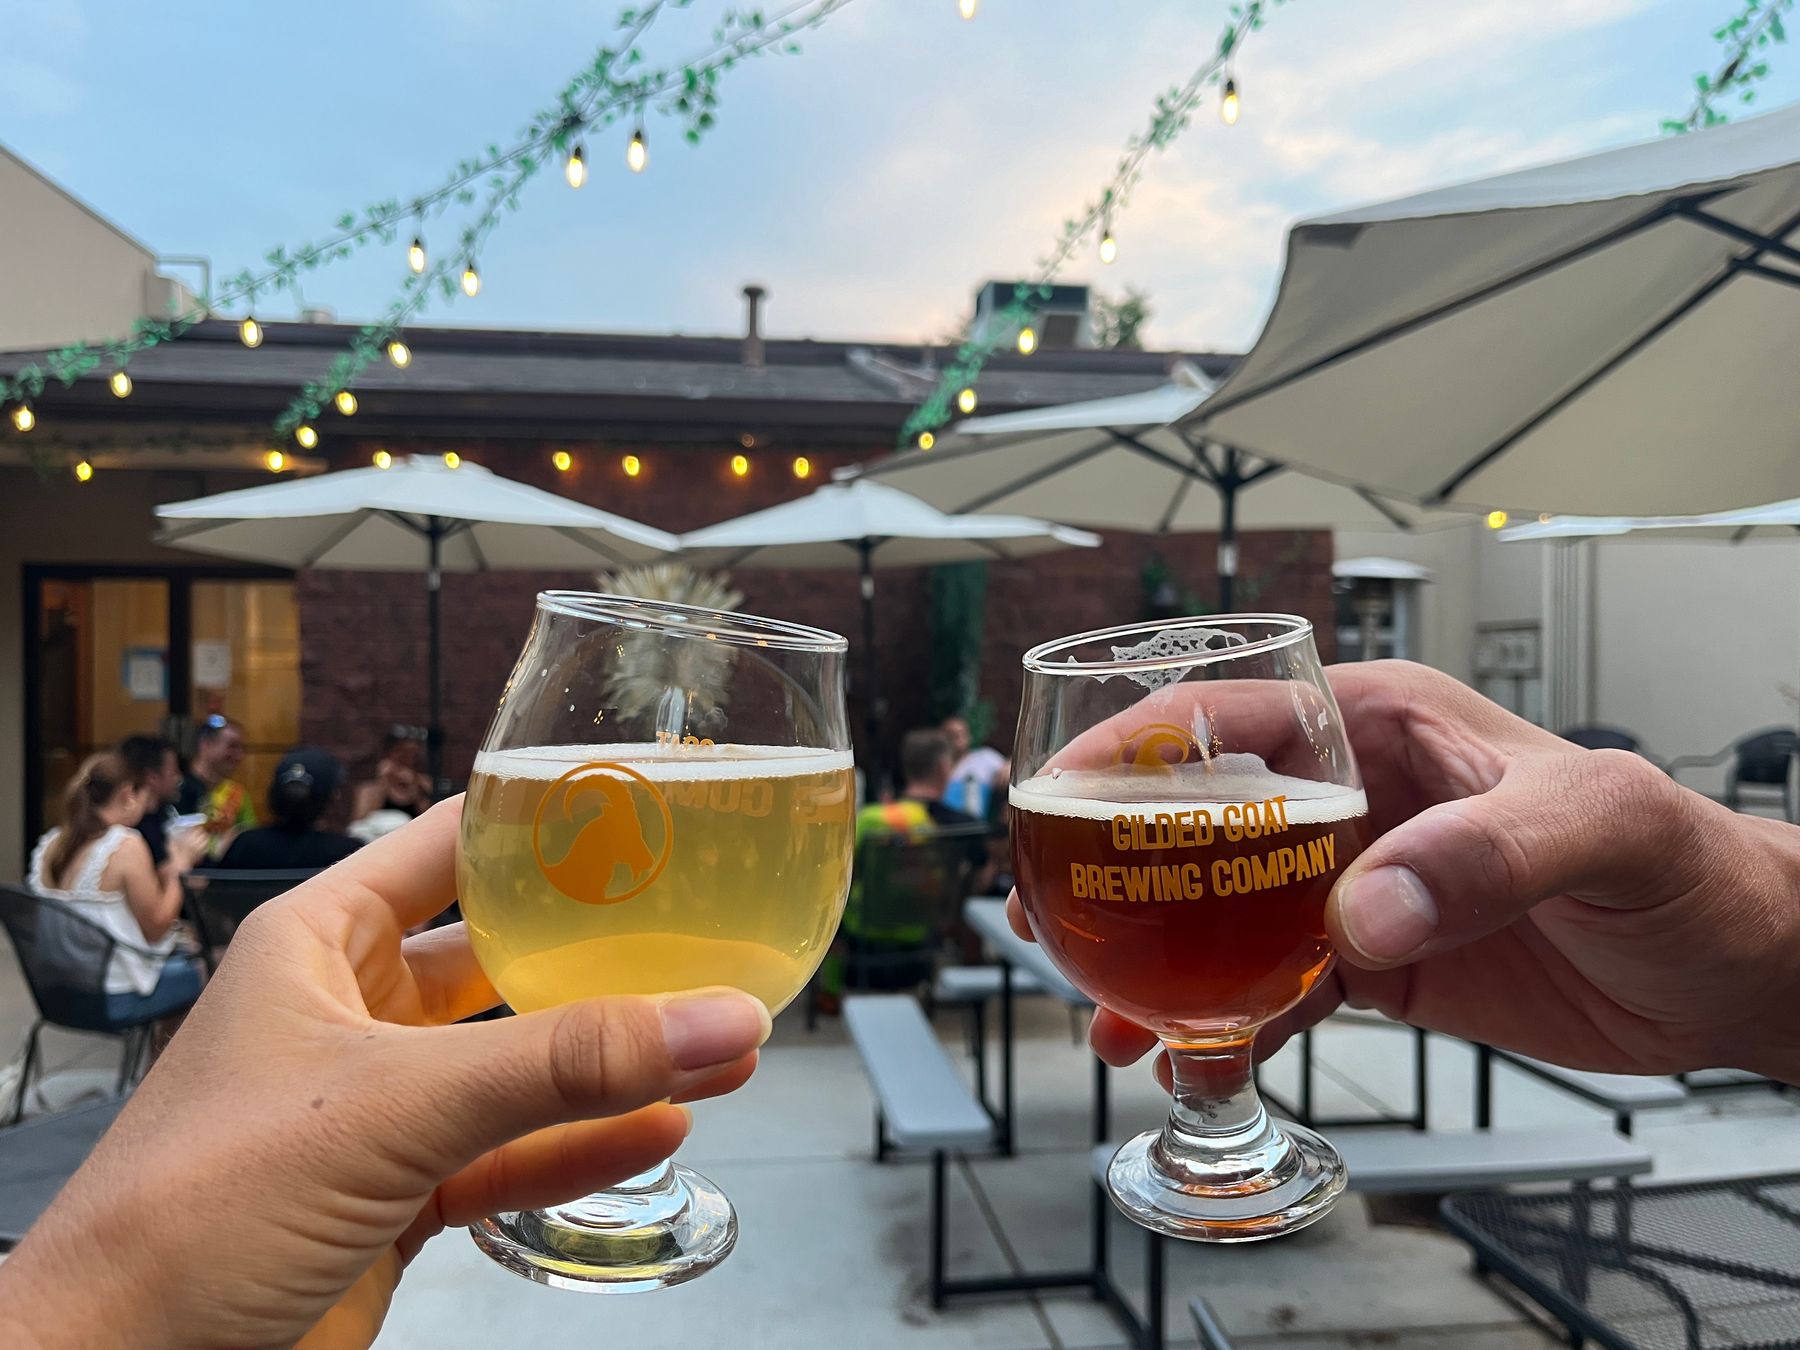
[552, 449, 573, 472]
[1486, 510, 1509, 530]
[387, 339, 412, 368]
[1099, 227, 1118, 265]
[109, 370, 133, 398]
[73, 460, 94, 482]
[622, 453, 642, 478]
[461, 262, 481, 297]
[265, 450, 287, 473]
[565, 144, 587, 189]
[792, 455, 812, 479]
[372, 449, 393, 469]
[730, 453, 750, 478]
[627, 128, 648, 173]
[957, 387, 978, 415]
[1016, 326, 1038, 356]
[294, 424, 318, 449]
[408, 236, 427, 275]
[918, 430, 936, 451]
[334, 390, 358, 416]
[958, 0, 977, 16]
[1537, 513, 1553, 524]
[444, 451, 462, 469]
[239, 316, 263, 349]
[1220, 76, 1241, 125]
[10, 403, 35, 433]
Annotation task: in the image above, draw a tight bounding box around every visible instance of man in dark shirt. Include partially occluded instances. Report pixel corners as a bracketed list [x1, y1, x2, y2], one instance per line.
[217, 748, 362, 871]
[119, 733, 183, 866]
[857, 728, 995, 891]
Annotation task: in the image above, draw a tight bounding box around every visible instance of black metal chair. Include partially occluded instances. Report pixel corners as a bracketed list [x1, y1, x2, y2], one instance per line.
[0, 885, 194, 1124]
[1669, 726, 1800, 822]
[182, 869, 317, 972]
[1560, 724, 1646, 754]
[807, 824, 987, 1029]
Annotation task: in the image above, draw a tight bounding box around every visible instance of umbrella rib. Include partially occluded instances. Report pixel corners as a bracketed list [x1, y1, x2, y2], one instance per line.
[1675, 204, 1800, 271]
[953, 437, 1116, 513]
[1155, 472, 1197, 533]
[300, 510, 378, 568]
[1432, 196, 1800, 503]
[1355, 488, 1416, 531]
[547, 525, 637, 567]
[1743, 261, 1800, 291]
[1198, 193, 1712, 422]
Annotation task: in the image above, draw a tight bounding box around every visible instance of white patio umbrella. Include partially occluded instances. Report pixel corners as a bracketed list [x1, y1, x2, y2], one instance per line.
[1188, 101, 1800, 518]
[841, 363, 1453, 609]
[156, 454, 677, 779]
[1499, 500, 1800, 542]
[679, 478, 1099, 780]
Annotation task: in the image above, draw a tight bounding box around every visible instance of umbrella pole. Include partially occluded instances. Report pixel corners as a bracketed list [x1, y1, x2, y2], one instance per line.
[1217, 457, 1239, 612]
[859, 540, 882, 798]
[427, 522, 444, 792]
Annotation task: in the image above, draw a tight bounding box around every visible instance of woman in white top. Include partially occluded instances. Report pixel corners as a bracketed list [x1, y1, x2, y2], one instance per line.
[30, 749, 206, 1021]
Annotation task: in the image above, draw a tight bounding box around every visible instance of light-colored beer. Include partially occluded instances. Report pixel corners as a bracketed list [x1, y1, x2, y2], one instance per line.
[459, 744, 854, 1014]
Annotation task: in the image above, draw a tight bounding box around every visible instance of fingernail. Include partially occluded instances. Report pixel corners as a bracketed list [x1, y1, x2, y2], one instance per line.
[675, 1104, 695, 1132]
[1338, 865, 1439, 963]
[659, 991, 771, 1071]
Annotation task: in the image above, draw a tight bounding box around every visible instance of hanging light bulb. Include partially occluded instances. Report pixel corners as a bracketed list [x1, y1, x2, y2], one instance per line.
[10, 403, 36, 433]
[552, 449, 573, 472]
[622, 453, 642, 478]
[918, 430, 936, 451]
[266, 449, 288, 473]
[444, 451, 462, 469]
[959, 0, 977, 16]
[1486, 509, 1509, 530]
[334, 390, 358, 417]
[408, 236, 427, 275]
[294, 425, 318, 450]
[730, 453, 750, 478]
[73, 460, 94, 482]
[240, 316, 264, 348]
[372, 449, 393, 469]
[1220, 77, 1241, 126]
[1099, 228, 1119, 265]
[461, 262, 481, 297]
[1016, 325, 1038, 355]
[387, 339, 412, 369]
[565, 144, 587, 189]
[792, 455, 813, 479]
[109, 370, 133, 399]
[1537, 512, 1553, 524]
[627, 128, 648, 173]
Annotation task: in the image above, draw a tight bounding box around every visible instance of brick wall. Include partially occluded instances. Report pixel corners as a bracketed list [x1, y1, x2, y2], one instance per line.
[298, 440, 1335, 788]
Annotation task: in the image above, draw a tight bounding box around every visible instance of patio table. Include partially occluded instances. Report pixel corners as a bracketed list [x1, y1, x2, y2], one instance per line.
[0, 1097, 123, 1245]
[1441, 1171, 1800, 1348]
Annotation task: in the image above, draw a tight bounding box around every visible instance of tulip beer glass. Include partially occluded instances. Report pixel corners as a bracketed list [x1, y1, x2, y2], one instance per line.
[458, 592, 853, 1289]
[1010, 615, 1369, 1241]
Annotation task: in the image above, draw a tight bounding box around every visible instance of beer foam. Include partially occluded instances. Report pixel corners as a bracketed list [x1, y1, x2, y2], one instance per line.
[473, 743, 853, 783]
[1010, 755, 1367, 826]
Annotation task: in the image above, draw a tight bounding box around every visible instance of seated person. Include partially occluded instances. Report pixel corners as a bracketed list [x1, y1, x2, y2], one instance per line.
[218, 748, 363, 871]
[29, 751, 206, 1021]
[177, 715, 258, 853]
[118, 732, 183, 867]
[351, 728, 434, 823]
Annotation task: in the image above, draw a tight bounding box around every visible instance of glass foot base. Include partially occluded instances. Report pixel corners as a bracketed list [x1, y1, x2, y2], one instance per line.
[470, 1162, 736, 1292]
[1106, 1119, 1346, 1243]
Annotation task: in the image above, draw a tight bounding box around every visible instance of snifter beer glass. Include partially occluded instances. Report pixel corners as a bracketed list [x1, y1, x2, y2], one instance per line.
[1011, 614, 1369, 1241]
[458, 592, 853, 1289]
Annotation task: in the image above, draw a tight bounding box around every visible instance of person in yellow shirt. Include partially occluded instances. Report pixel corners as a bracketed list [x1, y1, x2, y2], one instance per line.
[177, 715, 259, 846]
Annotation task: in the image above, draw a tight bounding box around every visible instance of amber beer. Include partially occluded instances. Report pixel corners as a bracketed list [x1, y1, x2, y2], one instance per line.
[459, 744, 854, 1015]
[1011, 763, 1370, 1039]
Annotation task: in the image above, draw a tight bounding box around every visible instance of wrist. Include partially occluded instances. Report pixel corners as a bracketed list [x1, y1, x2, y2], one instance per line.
[1711, 810, 1800, 1085]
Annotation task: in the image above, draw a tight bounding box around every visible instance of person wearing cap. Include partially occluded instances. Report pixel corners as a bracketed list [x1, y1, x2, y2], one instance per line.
[216, 748, 363, 871]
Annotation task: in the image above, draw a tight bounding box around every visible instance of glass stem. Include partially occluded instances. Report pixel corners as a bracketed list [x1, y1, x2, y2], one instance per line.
[1150, 1034, 1290, 1191]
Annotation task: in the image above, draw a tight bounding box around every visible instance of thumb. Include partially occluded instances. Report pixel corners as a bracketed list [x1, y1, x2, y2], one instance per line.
[1328, 750, 1698, 969]
[403, 987, 770, 1169]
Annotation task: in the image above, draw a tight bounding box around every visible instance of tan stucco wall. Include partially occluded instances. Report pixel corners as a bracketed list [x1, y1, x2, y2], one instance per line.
[0, 149, 179, 350]
[0, 466, 273, 879]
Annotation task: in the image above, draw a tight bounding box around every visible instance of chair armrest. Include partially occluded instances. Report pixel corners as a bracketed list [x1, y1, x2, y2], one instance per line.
[1664, 746, 1736, 778]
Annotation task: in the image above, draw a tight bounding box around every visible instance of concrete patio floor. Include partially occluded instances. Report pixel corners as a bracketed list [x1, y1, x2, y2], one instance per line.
[8, 970, 1800, 1348]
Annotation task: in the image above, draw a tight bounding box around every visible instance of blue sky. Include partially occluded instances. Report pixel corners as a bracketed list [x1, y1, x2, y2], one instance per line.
[4, 0, 1795, 352]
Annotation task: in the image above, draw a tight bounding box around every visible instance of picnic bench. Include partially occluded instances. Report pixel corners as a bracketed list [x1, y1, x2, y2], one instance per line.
[1474, 1044, 1690, 1135]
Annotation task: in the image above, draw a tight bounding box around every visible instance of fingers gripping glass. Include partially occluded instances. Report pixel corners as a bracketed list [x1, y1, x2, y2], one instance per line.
[457, 592, 853, 1290]
[1011, 615, 1369, 1242]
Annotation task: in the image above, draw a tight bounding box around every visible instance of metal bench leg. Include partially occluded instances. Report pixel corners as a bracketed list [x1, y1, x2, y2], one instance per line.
[874, 1107, 891, 1163]
[1475, 1043, 1494, 1130]
[999, 963, 1016, 1156]
[1412, 1027, 1429, 1130]
[1144, 1229, 1166, 1350]
[1615, 1109, 1633, 1137]
[1298, 1026, 1315, 1124]
[930, 1150, 948, 1309]
[970, 1000, 988, 1106]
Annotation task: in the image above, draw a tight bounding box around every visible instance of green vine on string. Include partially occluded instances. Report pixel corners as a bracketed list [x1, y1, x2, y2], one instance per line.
[1, 0, 854, 434]
[1664, 0, 1792, 133]
[897, 0, 1285, 449]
